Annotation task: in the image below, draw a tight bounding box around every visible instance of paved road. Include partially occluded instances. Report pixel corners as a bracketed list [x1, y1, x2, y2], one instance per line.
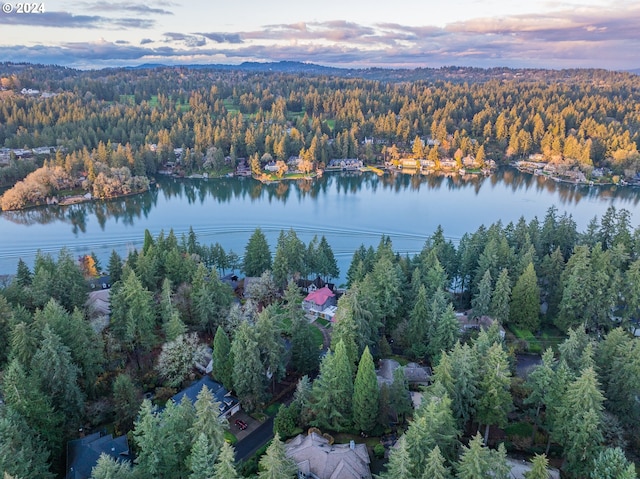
[234, 416, 275, 462]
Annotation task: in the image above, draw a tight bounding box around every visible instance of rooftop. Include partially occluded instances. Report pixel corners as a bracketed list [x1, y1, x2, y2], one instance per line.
[285, 432, 371, 479]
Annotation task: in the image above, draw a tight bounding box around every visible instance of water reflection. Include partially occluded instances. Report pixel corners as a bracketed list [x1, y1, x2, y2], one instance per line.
[2, 169, 640, 231]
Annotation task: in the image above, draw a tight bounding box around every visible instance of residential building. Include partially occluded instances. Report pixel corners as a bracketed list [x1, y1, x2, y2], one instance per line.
[171, 376, 240, 418]
[285, 432, 372, 479]
[66, 431, 130, 479]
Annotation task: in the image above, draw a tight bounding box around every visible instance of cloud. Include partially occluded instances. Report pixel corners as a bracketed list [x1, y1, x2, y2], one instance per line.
[198, 33, 244, 44]
[0, 10, 155, 29]
[3, 5, 640, 70]
[163, 32, 207, 47]
[77, 1, 174, 15]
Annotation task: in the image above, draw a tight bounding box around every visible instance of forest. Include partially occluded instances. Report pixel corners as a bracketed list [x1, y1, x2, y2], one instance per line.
[0, 204, 639, 479]
[1, 63, 640, 209]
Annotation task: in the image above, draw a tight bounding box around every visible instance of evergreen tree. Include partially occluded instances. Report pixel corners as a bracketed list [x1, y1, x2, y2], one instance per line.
[510, 262, 540, 330]
[15, 258, 32, 287]
[286, 283, 320, 375]
[421, 446, 452, 479]
[317, 235, 339, 281]
[404, 383, 459, 473]
[524, 348, 555, 441]
[490, 268, 511, 324]
[524, 454, 551, 479]
[211, 442, 240, 479]
[112, 373, 140, 435]
[456, 433, 508, 479]
[0, 296, 13, 366]
[52, 248, 88, 311]
[590, 447, 637, 479]
[377, 436, 412, 479]
[330, 296, 360, 367]
[434, 342, 479, 427]
[243, 228, 272, 277]
[0, 407, 55, 479]
[212, 326, 234, 391]
[472, 269, 492, 318]
[257, 433, 297, 479]
[190, 385, 228, 458]
[90, 453, 134, 479]
[554, 367, 605, 477]
[256, 306, 287, 391]
[187, 433, 218, 479]
[430, 303, 460, 362]
[231, 321, 266, 412]
[477, 342, 512, 444]
[107, 250, 123, 283]
[353, 346, 379, 434]
[311, 339, 354, 431]
[408, 284, 430, 359]
[109, 267, 156, 365]
[31, 324, 84, 428]
[0, 358, 62, 457]
[556, 245, 592, 332]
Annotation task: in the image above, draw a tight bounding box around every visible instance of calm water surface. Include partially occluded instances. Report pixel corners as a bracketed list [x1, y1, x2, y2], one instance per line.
[1, 169, 639, 283]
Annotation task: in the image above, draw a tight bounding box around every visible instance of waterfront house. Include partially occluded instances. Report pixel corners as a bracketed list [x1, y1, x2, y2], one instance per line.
[303, 286, 336, 314]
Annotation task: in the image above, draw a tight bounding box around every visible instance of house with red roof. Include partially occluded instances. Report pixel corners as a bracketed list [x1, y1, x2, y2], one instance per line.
[303, 286, 337, 320]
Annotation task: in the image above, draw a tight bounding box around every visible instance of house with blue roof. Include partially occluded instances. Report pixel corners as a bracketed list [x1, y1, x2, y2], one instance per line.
[66, 431, 130, 479]
[171, 376, 241, 419]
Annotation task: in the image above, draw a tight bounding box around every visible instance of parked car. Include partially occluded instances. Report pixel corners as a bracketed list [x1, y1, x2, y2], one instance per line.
[235, 419, 247, 430]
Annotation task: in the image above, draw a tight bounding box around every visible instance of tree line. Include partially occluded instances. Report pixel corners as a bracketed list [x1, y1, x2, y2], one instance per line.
[1, 63, 640, 209]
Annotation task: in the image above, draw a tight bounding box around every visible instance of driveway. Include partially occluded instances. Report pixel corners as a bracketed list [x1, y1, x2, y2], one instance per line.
[234, 416, 275, 462]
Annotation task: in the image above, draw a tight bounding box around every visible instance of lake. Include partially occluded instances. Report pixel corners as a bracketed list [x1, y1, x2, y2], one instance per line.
[1, 169, 639, 284]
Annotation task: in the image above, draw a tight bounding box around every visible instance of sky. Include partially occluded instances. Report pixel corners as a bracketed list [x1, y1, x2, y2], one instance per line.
[0, 0, 639, 70]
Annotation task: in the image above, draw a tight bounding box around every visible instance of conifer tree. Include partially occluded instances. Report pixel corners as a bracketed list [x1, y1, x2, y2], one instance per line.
[408, 284, 430, 359]
[90, 453, 134, 479]
[590, 448, 637, 479]
[472, 269, 492, 318]
[311, 340, 354, 431]
[257, 433, 297, 479]
[524, 454, 550, 479]
[377, 436, 412, 479]
[554, 367, 605, 477]
[112, 373, 140, 434]
[212, 326, 234, 391]
[32, 324, 84, 428]
[421, 446, 452, 479]
[231, 321, 266, 412]
[190, 385, 228, 458]
[211, 442, 240, 479]
[510, 262, 540, 330]
[290, 304, 320, 375]
[490, 268, 511, 324]
[353, 346, 379, 434]
[187, 433, 218, 479]
[477, 342, 512, 444]
[0, 408, 55, 479]
[243, 228, 272, 277]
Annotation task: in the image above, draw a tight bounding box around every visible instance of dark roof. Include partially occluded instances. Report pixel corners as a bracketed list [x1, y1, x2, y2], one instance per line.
[87, 275, 112, 290]
[171, 376, 239, 417]
[66, 432, 130, 479]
